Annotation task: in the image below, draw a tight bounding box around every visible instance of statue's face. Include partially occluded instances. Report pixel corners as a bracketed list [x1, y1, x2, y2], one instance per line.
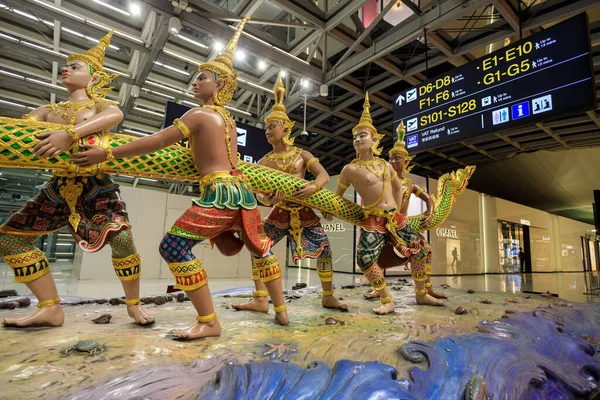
[61, 60, 96, 89]
[389, 154, 406, 172]
[353, 129, 374, 153]
[265, 121, 286, 144]
[192, 69, 220, 102]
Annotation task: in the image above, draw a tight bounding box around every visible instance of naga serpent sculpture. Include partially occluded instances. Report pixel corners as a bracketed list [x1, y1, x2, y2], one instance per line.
[0, 117, 474, 231]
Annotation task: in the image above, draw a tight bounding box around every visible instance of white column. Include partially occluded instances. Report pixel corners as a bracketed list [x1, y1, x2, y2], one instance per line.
[479, 194, 499, 274]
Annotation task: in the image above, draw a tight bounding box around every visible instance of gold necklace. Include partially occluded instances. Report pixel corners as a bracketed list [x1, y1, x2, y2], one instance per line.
[351, 157, 386, 178]
[266, 146, 301, 172]
[47, 100, 97, 125]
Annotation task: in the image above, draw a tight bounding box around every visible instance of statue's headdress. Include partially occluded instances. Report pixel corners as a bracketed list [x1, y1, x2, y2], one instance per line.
[198, 17, 250, 106]
[66, 31, 117, 101]
[389, 121, 415, 172]
[264, 76, 295, 145]
[352, 92, 384, 155]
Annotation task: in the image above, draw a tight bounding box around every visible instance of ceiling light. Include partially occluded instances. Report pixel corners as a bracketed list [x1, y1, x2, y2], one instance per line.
[86, 20, 144, 44]
[168, 16, 182, 36]
[0, 99, 27, 108]
[301, 79, 310, 88]
[92, 0, 131, 16]
[142, 88, 176, 100]
[154, 61, 189, 76]
[182, 100, 200, 108]
[146, 80, 184, 94]
[21, 41, 66, 57]
[132, 106, 164, 117]
[129, 2, 142, 17]
[0, 69, 25, 79]
[103, 66, 129, 77]
[0, 32, 18, 43]
[214, 41, 224, 51]
[258, 59, 267, 70]
[224, 105, 251, 117]
[26, 78, 68, 91]
[62, 27, 84, 37]
[279, 70, 286, 77]
[236, 50, 246, 62]
[31, 0, 85, 22]
[177, 35, 209, 49]
[163, 49, 201, 65]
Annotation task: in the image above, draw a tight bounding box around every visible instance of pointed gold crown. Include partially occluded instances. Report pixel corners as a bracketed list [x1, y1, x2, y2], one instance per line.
[264, 76, 295, 145]
[389, 121, 409, 157]
[67, 31, 113, 72]
[352, 92, 384, 155]
[199, 17, 249, 77]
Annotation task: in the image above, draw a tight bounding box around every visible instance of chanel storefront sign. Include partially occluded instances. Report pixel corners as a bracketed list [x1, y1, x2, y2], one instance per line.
[436, 228, 459, 238]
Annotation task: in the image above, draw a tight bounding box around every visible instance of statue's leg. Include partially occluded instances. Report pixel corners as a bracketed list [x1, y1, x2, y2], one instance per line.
[0, 232, 64, 327]
[109, 229, 154, 325]
[253, 254, 288, 326]
[316, 245, 348, 311]
[232, 222, 286, 313]
[356, 230, 394, 315]
[412, 256, 444, 306]
[424, 261, 447, 299]
[159, 233, 220, 340]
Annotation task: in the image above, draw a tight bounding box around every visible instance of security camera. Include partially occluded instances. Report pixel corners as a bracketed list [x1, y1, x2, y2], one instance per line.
[168, 17, 182, 36]
[300, 130, 309, 139]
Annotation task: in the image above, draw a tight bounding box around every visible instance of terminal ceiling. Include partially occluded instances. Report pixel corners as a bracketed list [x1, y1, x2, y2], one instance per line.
[0, 0, 598, 222]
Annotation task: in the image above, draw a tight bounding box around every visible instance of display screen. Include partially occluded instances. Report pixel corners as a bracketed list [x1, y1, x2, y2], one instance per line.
[392, 13, 596, 152]
[164, 101, 271, 163]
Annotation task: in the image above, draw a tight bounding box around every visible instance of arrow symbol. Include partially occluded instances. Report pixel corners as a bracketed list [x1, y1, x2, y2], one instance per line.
[396, 94, 405, 106]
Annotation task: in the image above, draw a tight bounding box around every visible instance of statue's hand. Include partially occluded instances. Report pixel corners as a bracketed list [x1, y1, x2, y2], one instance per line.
[293, 183, 318, 200]
[421, 213, 433, 228]
[70, 144, 106, 167]
[33, 130, 73, 158]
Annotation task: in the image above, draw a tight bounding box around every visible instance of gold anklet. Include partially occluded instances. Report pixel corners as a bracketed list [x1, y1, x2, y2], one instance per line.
[125, 298, 141, 306]
[424, 282, 432, 288]
[253, 290, 269, 298]
[37, 297, 61, 308]
[273, 304, 286, 313]
[322, 289, 335, 297]
[380, 295, 393, 304]
[415, 288, 428, 295]
[196, 312, 217, 323]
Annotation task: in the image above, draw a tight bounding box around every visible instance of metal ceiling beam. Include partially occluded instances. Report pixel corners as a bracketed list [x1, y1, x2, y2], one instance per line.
[267, 0, 326, 29]
[333, 0, 396, 69]
[587, 110, 600, 128]
[119, 16, 171, 119]
[324, 0, 490, 84]
[492, 0, 519, 32]
[536, 123, 570, 149]
[194, 13, 319, 29]
[459, 141, 499, 161]
[5, 0, 149, 53]
[325, 0, 370, 31]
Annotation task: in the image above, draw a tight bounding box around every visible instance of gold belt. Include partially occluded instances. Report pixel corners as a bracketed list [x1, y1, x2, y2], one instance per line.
[199, 171, 242, 188]
[364, 208, 396, 219]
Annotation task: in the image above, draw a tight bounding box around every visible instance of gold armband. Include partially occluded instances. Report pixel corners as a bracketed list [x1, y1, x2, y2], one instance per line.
[306, 157, 319, 171]
[391, 171, 398, 182]
[105, 147, 116, 162]
[415, 187, 425, 197]
[65, 126, 79, 143]
[173, 118, 191, 139]
[337, 179, 349, 190]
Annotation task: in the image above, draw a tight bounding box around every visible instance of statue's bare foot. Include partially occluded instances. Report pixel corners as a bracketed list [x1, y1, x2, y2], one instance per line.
[427, 287, 448, 299]
[231, 297, 269, 313]
[416, 293, 445, 306]
[171, 319, 221, 341]
[322, 296, 348, 311]
[363, 290, 380, 300]
[3, 305, 64, 328]
[373, 302, 395, 315]
[127, 304, 155, 326]
[275, 309, 289, 326]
